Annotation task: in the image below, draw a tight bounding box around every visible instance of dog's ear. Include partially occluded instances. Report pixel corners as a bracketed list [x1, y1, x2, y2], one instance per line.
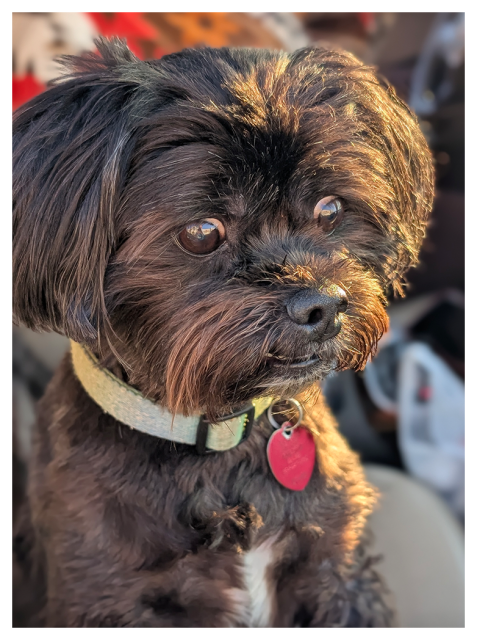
[13, 37, 148, 344]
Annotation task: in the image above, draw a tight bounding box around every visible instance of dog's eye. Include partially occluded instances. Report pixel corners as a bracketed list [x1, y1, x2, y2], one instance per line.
[176, 218, 226, 256]
[314, 196, 344, 232]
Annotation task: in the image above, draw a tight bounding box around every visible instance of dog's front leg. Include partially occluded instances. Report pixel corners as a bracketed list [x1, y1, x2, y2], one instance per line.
[43, 550, 252, 628]
[310, 548, 395, 627]
[287, 554, 394, 627]
[42, 502, 262, 627]
[271, 528, 394, 627]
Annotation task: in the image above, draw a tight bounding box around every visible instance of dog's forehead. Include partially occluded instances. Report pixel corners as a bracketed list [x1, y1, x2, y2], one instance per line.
[132, 46, 420, 235]
[135, 52, 343, 223]
[142, 104, 316, 228]
[151, 138, 304, 230]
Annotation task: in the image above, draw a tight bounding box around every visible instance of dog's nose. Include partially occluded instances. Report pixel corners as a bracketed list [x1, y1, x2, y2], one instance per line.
[286, 288, 348, 341]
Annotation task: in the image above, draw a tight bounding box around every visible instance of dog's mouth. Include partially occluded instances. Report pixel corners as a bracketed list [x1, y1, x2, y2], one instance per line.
[265, 352, 321, 369]
[252, 346, 338, 394]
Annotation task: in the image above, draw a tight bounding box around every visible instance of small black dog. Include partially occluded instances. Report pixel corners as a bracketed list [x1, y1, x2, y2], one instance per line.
[13, 39, 434, 627]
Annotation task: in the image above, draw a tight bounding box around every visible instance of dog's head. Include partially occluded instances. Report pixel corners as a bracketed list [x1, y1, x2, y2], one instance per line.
[13, 38, 434, 418]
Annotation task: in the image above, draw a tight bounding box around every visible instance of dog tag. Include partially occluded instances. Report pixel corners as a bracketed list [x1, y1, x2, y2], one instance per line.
[267, 421, 316, 491]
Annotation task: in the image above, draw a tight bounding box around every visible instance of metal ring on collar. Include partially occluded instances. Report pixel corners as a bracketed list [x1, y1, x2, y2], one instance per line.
[267, 398, 303, 430]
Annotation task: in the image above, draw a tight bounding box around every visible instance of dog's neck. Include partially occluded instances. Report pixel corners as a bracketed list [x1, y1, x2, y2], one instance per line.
[70, 341, 273, 454]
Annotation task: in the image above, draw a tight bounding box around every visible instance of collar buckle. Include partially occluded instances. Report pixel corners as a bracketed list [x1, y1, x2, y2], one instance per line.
[195, 404, 256, 455]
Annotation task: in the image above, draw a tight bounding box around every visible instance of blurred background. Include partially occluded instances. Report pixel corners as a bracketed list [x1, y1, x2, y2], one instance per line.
[12, 12, 464, 525]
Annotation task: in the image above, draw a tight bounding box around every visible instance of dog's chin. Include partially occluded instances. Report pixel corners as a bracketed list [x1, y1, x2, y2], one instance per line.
[256, 354, 337, 395]
[213, 351, 338, 413]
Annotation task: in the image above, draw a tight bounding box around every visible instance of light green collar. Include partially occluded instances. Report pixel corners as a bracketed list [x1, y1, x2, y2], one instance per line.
[70, 341, 273, 453]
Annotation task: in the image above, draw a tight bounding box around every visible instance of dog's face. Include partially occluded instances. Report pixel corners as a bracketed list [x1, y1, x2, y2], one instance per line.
[13, 39, 434, 418]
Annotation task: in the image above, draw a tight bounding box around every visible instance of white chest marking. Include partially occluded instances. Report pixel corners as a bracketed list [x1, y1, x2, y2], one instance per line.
[242, 537, 277, 627]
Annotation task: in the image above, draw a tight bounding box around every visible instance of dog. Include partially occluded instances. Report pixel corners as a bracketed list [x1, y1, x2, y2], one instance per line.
[12, 38, 434, 627]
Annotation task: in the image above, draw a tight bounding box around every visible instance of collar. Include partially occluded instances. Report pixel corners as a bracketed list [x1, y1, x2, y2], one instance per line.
[70, 341, 273, 454]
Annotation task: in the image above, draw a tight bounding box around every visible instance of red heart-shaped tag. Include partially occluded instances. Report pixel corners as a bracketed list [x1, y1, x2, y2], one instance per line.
[267, 424, 316, 491]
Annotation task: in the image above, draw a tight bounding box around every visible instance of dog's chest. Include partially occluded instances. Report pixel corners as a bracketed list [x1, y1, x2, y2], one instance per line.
[235, 537, 278, 627]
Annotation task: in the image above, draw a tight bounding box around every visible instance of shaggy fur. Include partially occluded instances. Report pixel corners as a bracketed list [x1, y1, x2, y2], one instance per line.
[12, 39, 434, 627]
